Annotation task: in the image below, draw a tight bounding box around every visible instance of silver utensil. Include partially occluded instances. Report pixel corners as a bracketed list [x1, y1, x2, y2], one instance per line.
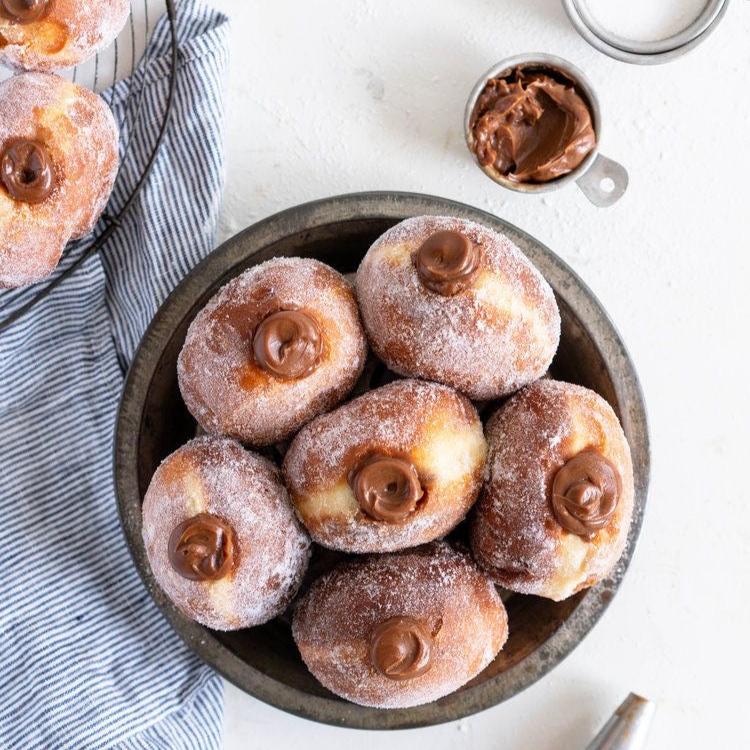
[585, 693, 656, 749]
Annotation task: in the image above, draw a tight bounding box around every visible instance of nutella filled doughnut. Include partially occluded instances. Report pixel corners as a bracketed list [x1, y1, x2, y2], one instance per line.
[283, 379, 487, 553]
[292, 542, 508, 708]
[142, 437, 311, 630]
[356, 216, 561, 400]
[0, 0, 130, 71]
[0, 73, 119, 288]
[470, 379, 634, 601]
[178, 258, 368, 447]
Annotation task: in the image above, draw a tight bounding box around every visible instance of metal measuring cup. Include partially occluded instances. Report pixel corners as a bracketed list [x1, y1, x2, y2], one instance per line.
[464, 53, 628, 208]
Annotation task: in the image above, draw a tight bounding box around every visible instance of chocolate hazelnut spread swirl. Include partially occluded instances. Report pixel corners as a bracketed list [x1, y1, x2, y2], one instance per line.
[168, 513, 236, 581]
[552, 450, 621, 539]
[350, 455, 424, 523]
[252, 309, 323, 380]
[0, 0, 51, 23]
[416, 230, 480, 296]
[1, 140, 56, 204]
[470, 67, 596, 184]
[369, 616, 433, 680]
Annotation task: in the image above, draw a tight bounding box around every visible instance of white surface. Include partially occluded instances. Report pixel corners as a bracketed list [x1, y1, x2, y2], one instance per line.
[205, 1, 750, 747]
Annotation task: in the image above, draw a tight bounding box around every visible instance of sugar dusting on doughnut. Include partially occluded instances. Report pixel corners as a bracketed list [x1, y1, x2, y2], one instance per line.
[178, 257, 368, 446]
[283, 379, 487, 553]
[470, 379, 634, 601]
[292, 542, 508, 708]
[0, 0, 130, 72]
[142, 436, 311, 631]
[285, 379, 465, 486]
[0, 73, 119, 287]
[356, 216, 561, 400]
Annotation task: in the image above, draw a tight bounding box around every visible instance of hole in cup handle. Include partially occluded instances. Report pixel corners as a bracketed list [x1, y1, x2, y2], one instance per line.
[576, 153, 629, 208]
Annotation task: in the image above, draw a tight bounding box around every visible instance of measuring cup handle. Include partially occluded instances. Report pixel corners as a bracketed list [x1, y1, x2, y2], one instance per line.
[576, 153, 629, 207]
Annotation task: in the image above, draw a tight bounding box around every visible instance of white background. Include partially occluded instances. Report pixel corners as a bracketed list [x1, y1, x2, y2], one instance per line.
[205, 1, 750, 748]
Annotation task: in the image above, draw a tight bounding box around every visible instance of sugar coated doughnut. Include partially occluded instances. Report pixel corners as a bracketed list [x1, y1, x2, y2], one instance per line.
[292, 542, 508, 708]
[0, 0, 129, 71]
[142, 436, 311, 631]
[283, 379, 487, 553]
[0, 73, 119, 287]
[178, 257, 368, 447]
[470, 379, 634, 601]
[356, 215, 561, 400]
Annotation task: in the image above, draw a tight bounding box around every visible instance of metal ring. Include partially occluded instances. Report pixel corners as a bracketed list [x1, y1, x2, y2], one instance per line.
[562, 0, 730, 64]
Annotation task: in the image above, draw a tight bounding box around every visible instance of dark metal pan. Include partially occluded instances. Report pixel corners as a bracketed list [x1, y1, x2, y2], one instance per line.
[114, 191, 649, 729]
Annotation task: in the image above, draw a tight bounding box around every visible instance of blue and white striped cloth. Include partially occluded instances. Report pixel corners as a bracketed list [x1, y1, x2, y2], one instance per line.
[0, 3, 229, 748]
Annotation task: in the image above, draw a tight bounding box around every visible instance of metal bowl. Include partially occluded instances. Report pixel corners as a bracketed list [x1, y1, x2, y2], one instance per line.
[114, 192, 650, 729]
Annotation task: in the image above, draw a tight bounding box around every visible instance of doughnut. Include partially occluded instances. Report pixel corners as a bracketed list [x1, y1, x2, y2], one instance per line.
[292, 542, 508, 708]
[0, 73, 119, 288]
[283, 379, 487, 553]
[178, 257, 368, 447]
[470, 379, 634, 601]
[0, 0, 129, 72]
[142, 436, 311, 631]
[356, 216, 561, 400]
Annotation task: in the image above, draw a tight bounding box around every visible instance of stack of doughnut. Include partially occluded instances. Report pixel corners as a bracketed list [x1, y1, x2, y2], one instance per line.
[141, 215, 636, 710]
[1, 4, 125, 287]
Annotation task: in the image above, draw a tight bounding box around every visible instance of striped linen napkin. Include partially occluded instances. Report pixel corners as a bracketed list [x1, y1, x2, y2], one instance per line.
[0, 3, 229, 748]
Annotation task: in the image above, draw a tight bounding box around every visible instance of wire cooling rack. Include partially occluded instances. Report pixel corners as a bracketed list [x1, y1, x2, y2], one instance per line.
[0, 0, 178, 333]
